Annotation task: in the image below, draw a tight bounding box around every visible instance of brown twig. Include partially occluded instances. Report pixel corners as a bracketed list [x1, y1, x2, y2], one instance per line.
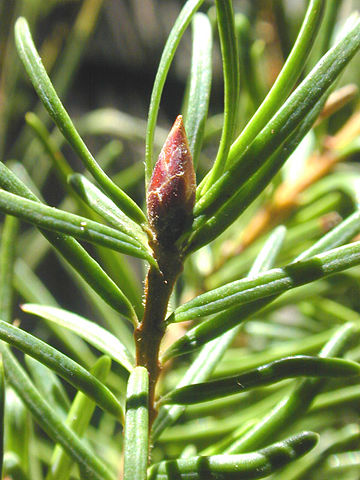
[134, 244, 183, 427]
[314, 84, 358, 126]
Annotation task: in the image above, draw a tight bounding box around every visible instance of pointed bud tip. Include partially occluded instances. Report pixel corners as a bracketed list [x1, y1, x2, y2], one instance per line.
[147, 116, 196, 247]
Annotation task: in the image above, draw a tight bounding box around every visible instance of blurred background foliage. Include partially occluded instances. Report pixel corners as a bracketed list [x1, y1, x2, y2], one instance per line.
[1, 2, 360, 476]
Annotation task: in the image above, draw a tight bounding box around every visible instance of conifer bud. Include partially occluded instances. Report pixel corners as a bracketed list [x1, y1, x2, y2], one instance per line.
[147, 115, 196, 247]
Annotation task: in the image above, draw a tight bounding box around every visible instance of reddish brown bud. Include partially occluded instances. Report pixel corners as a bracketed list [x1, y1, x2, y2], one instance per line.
[147, 115, 196, 247]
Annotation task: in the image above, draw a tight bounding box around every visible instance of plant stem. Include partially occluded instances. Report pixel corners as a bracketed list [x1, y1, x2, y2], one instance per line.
[135, 244, 183, 426]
